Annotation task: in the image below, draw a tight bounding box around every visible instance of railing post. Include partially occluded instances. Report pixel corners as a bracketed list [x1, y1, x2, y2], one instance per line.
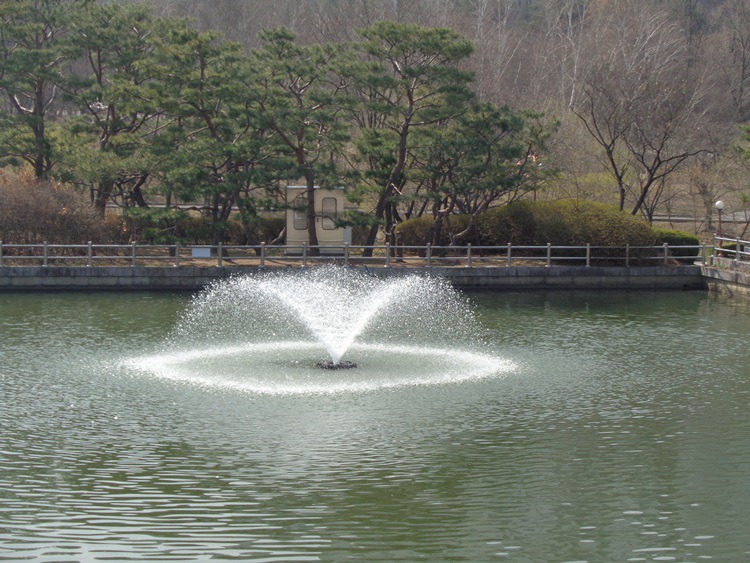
[0, 240, 3, 267]
[43, 241, 48, 267]
[625, 244, 630, 268]
[712, 235, 718, 264]
[586, 243, 591, 267]
[302, 243, 308, 267]
[344, 243, 349, 267]
[735, 238, 741, 264]
[426, 243, 432, 268]
[87, 241, 93, 267]
[701, 244, 707, 265]
[546, 242, 551, 267]
[507, 243, 512, 266]
[218, 243, 223, 267]
[175, 244, 180, 267]
[663, 242, 669, 266]
[385, 243, 391, 268]
[467, 243, 472, 267]
[131, 241, 137, 267]
[260, 242, 266, 268]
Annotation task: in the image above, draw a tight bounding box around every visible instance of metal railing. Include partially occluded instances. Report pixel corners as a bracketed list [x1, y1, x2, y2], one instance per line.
[0, 240, 711, 268]
[711, 236, 750, 269]
[713, 236, 750, 260]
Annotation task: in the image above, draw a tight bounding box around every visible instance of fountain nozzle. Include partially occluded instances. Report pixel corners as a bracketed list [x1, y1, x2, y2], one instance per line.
[316, 360, 357, 370]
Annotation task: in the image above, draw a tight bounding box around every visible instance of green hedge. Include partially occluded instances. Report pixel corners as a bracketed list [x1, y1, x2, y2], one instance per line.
[397, 200, 662, 263]
[652, 227, 700, 261]
[477, 200, 654, 247]
[475, 201, 536, 246]
[652, 227, 699, 246]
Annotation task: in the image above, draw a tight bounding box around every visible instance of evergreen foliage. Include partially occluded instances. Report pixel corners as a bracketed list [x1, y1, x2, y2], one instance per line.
[398, 200, 658, 251]
[0, 4, 551, 246]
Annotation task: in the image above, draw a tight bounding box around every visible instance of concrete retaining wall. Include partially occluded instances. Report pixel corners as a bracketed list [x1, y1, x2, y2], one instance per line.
[0, 265, 706, 291]
[0, 266, 233, 290]
[431, 266, 705, 290]
[702, 258, 750, 297]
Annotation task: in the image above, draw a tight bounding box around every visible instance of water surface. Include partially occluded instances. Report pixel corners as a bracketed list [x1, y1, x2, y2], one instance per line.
[1, 289, 749, 561]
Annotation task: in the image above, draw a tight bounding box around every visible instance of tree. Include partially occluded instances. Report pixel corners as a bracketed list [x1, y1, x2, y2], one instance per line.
[0, 0, 90, 179]
[407, 102, 554, 245]
[142, 23, 282, 246]
[56, 2, 162, 215]
[710, 0, 750, 123]
[571, 0, 710, 217]
[252, 28, 350, 254]
[347, 21, 475, 253]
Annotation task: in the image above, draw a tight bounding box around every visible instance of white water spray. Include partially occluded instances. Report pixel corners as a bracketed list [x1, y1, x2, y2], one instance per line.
[257, 275, 401, 364]
[125, 266, 515, 394]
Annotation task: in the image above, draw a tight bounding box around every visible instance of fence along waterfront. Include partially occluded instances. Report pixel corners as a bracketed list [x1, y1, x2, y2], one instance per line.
[0, 240, 724, 268]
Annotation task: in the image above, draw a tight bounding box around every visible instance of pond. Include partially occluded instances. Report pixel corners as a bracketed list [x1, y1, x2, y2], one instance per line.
[1, 286, 749, 561]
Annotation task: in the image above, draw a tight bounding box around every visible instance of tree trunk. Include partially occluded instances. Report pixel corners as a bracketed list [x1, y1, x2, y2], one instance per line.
[429, 215, 443, 246]
[363, 184, 393, 256]
[94, 179, 114, 217]
[129, 181, 149, 208]
[630, 180, 653, 216]
[305, 172, 320, 256]
[363, 122, 410, 257]
[450, 214, 478, 246]
[32, 81, 49, 180]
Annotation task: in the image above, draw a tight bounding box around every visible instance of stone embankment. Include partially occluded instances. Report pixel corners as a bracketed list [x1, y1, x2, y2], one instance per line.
[0, 265, 708, 291]
[701, 257, 750, 297]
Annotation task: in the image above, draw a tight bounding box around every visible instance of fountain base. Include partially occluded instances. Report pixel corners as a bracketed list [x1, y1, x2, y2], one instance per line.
[316, 360, 358, 370]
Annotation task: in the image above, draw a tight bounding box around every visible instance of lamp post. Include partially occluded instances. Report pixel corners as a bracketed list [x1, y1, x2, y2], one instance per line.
[715, 200, 725, 241]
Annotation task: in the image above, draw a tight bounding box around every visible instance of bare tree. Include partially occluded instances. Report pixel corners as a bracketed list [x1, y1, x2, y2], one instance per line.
[571, 0, 711, 216]
[710, 0, 750, 122]
[460, 0, 529, 104]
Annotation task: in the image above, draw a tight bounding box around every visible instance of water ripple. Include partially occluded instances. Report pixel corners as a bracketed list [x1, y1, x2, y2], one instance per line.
[3, 291, 750, 560]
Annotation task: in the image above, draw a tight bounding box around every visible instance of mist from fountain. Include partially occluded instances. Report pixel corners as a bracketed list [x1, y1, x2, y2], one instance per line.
[126, 266, 515, 394]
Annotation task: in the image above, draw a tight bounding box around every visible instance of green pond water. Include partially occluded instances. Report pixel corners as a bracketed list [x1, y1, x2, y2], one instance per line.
[1, 287, 750, 561]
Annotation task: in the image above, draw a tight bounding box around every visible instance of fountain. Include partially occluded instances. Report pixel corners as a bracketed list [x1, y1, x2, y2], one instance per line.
[126, 266, 514, 394]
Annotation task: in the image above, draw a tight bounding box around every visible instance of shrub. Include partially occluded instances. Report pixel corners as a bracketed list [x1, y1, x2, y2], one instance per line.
[349, 225, 371, 246]
[476, 200, 658, 263]
[476, 202, 536, 246]
[535, 201, 655, 248]
[653, 227, 701, 262]
[398, 201, 657, 263]
[180, 215, 217, 244]
[124, 210, 289, 246]
[124, 207, 191, 244]
[227, 214, 286, 245]
[394, 216, 431, 246]
[259, 215, 286, 243]
[477, 200, 653, 244]
[0, 169, 119, 245]
[395, 214, 473, 247]
[652, 227, 700, 246]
